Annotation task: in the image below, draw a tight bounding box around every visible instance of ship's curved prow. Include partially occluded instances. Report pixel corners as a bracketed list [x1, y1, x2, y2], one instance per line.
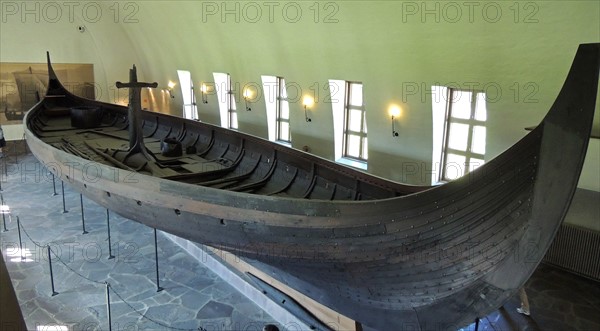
[542, 43, 600, 135]
[45, 51, 70, 97]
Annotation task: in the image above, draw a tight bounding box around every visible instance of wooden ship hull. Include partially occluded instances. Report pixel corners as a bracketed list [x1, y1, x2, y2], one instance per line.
[24, 44, 599, 330]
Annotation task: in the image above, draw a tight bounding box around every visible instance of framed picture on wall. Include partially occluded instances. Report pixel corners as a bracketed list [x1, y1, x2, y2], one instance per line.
[0, 62, 94, 125]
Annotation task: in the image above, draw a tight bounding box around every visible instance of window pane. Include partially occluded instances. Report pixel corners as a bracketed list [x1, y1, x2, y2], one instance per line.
[445, 153, 466, 180]
[349, 83, 363, 107]
[346, 134, 361, 158]
[451, 90, 472, 119]
[448, 123, 469, 151]
[229, 88, 236, 110]
[279, 122, 290, 141]
[362, 137, 368, 159]
[469, 158, 485, 172]
[474, 92, 487, 121]
[280, 100, 289, 119]
[280, 78, 288, 98]
[348, 109, 363, 132]
[471, 126, 486, 154]
[230, 112, 238, 129]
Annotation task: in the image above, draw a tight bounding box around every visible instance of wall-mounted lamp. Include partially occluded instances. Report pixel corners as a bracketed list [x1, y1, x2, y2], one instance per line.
[389, 105, 401, 137]
[303, 95, 314, 122]
[166, 81, 176, 98]
[200, 83, 208, 104]
[243, 88, 253, 111]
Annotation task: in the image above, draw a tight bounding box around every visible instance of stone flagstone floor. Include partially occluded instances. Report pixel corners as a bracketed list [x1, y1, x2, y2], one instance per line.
[0, 155, 280, 331]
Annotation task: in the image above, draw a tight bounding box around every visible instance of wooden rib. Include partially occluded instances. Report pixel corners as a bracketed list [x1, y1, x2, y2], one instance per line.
[265, 168, 299, 195]
[197, 130, 216, 156]
[164, 150, 247, 183]
[142, 117, 159, 137]
[196, 154, 262, 186]
[302, 163, 317, 199]
[329, 183, 338, 200]
[229, 159, 278, 192]
[175, 123, 186, 141]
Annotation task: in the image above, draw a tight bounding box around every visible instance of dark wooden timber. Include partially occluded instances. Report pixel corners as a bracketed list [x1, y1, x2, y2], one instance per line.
[24, 45, 599, 330]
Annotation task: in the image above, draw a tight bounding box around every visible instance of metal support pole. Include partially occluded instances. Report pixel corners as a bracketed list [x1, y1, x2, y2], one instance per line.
[1, 193, 7, 232]
[51, 173, 57, 196]
[105, 283, 112, 331]
[106, 210, 114, 259]
[474, 318, 480, 331]
[61, 181, 68, 213]
[153, 228, 163, 292]
[0, 155, 4, 191]
[16, 217, 24, 260]
[47, 246, 58, 296]
[80, 194, 88, 234]
[3, 153, 6, 176]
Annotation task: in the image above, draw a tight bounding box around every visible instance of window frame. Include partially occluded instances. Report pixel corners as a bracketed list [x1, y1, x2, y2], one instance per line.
[176, 70, 198, 121]
[439, 88, 486, 181]
[342, 81, 368, 162]
[226, 74, 238, 130]
[275, 77, 291, 144]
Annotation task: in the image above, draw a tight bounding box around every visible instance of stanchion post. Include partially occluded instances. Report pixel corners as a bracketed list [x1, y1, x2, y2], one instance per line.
[16, 216, 24, 260]
[80, 194, 88, 234]
[154, 228, 163, 292]
[106, 209, 114, 259]
[0, 155, 4, 191]
[51, 173, 57, 196]
[47, 246, 59, 296]
[1, 194, 7, 232]
[106, 282, 112, 331]
[1, 211, 6, 232]
[2, 153, 7, 177]
[61, 181, 68, 213]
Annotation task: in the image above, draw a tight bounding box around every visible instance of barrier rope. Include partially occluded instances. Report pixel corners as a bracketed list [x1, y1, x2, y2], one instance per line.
[13, 217, 208, 331]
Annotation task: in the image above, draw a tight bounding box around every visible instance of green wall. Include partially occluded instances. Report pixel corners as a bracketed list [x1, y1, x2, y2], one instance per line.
[1, 1, 598, 225]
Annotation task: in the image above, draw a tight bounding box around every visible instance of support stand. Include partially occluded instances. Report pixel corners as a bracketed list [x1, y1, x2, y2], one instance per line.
[0, 155, 4, 191]
[51, 173, 57, 196]
[16, 217, 24, 260]
[474, 318, 480, 331]
[2, 153, 6, 177]
[1, 193, 8, 232]
[105, 282, 112, 331]
[153, 228, 163, 292]
[1, 211, 6, 232]
[47, 246, 58, 296]
[80, 194, 88, 234]
[106, 210, 115, 259]
[61, 181, 68, 213]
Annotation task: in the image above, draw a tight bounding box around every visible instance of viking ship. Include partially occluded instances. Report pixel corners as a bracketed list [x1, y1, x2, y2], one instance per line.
[24, 44, 599, 330]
